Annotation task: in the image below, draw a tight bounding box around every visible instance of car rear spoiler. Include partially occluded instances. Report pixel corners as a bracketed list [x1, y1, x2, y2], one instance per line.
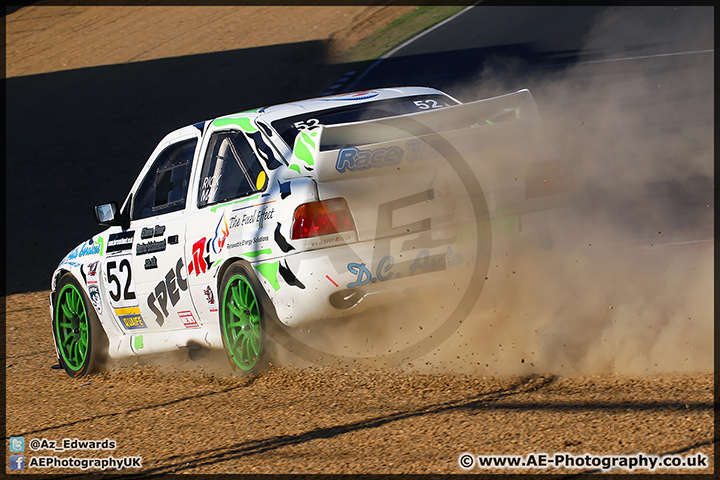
[283, 89, 546, 182]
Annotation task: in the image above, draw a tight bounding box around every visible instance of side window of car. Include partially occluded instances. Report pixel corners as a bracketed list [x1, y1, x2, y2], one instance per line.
[133, 138, 197, 220]
[197, 131, 267, 208]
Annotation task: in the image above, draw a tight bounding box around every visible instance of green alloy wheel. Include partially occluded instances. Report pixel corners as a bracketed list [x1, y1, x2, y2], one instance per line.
[219, 263, 268, 375]
[52, 275, 108, 378]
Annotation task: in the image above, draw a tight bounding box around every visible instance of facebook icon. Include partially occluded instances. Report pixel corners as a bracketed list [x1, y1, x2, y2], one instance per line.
[9, 455, 25, 470]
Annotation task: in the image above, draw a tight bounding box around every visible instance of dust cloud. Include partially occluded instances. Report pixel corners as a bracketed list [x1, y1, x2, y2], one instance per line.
[271, 8, 713, 377]
[420, 8, 714, 375]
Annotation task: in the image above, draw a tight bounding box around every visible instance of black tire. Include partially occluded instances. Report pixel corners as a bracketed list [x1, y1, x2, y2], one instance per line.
[219, 262, 274, 376]
[52, 274, 108, 378]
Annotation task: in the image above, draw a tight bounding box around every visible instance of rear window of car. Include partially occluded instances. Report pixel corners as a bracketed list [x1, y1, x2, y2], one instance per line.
[271, 94, 458, 148]
[197, 131, 266, 208]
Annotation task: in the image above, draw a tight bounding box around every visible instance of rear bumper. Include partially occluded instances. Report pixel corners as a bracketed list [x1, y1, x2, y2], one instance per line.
[254, 236, 473, 327]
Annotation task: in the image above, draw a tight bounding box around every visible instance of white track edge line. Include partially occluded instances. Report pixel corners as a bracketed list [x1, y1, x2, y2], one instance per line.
[344, 1, 482, 92]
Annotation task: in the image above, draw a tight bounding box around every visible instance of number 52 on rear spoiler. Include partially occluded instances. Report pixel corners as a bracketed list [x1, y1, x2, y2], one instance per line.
[283, 89, 547, 182]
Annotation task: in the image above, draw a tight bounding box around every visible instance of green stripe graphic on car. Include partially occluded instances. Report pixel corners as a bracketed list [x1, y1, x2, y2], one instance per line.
[293, 131, 318, 166]
[210, 194, 262, 213]
[242, 248, 272, 258]
[212, 117, 258, 133]
[253, 261, 280, 291]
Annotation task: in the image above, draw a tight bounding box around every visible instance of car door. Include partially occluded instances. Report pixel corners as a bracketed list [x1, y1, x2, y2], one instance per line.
[183, 126, 272, 318]
[112, 129, 203, 336]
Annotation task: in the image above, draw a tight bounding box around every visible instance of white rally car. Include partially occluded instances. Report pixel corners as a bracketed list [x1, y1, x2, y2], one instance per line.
[50, 87, 564, 378]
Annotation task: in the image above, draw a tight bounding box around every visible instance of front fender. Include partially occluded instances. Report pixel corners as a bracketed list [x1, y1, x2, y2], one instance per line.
[51, 231, 116, 336]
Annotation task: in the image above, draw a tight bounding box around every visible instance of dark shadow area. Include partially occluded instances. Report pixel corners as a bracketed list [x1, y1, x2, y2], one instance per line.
[5, 5, 34, 16]
[348, 5, 614, 99]
[351, 42, 590, 99]
[350, 5, 712, 99]
[5, 41, 370, 295]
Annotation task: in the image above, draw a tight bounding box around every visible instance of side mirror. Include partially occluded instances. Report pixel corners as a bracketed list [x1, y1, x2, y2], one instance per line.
[94, 201, 129, 229]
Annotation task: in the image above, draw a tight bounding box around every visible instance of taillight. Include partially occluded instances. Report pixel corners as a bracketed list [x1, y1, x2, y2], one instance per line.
[291, 198, 356, 240]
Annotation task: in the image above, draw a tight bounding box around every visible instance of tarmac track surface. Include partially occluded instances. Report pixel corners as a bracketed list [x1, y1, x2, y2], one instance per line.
[4, 5, 715, 474]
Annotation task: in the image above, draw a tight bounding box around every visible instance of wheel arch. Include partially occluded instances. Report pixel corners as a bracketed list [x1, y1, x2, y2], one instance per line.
[50, 268, 71, 308]
[215, 256, 280, 324]
[215, 256, 254, 297]
[50, 268, 72, 361]
[216, 257, 275, 375]
[52, 271, 110, 377]
[51, 266, 113, 340]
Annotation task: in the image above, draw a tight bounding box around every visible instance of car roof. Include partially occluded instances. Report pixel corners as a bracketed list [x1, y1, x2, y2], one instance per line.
[212, 86, 455, 126]
[157, 87, 458, 144]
